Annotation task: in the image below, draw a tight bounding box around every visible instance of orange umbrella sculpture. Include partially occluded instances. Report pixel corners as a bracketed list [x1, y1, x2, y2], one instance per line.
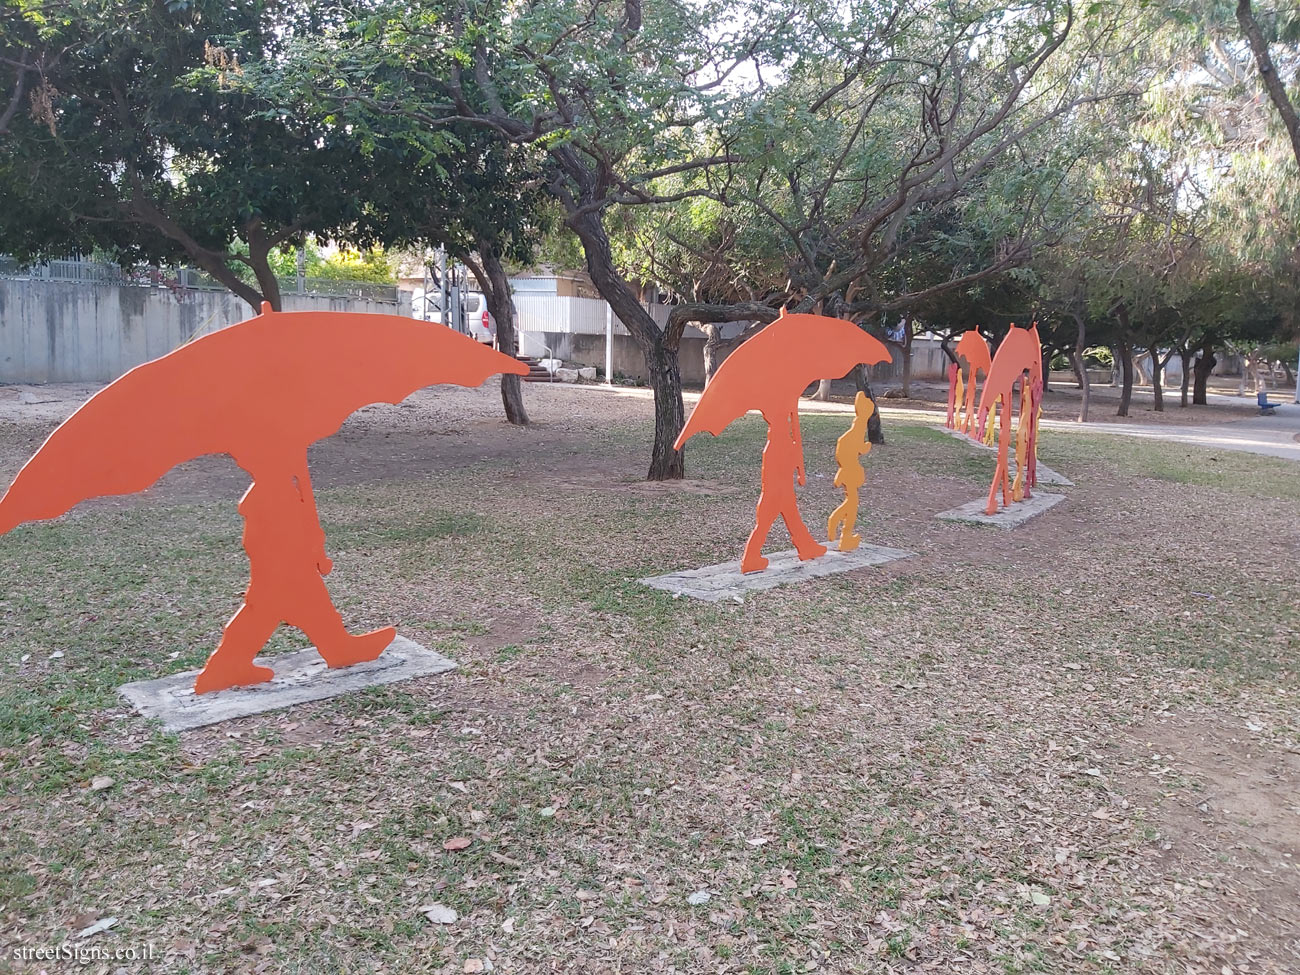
[674, 313, 891, 573]
[0, 304, 529, 693]
[975, 323, 1044, 515]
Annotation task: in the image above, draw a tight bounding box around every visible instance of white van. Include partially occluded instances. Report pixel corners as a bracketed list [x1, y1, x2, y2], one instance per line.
[460, 293, 497, 345]
[412, 289, 497, 345]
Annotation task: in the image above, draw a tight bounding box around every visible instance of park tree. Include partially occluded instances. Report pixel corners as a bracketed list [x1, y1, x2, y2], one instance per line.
[1236, 0, 1300, 169]
[271, 0, 1140, 477]
[345, 133, 550, 426]
[0, 0, 412, 311]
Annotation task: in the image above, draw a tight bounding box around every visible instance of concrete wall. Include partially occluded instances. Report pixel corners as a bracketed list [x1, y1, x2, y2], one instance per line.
[519, 331, 705, 383]
[0, 280, 412, 383]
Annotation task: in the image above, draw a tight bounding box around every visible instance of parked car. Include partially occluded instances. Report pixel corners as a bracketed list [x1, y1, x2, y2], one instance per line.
[461, 292, 496, 345]
[411, 289, 496, 345]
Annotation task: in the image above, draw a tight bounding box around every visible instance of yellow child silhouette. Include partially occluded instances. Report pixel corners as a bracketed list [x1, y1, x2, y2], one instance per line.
[827, 392, 875, 552]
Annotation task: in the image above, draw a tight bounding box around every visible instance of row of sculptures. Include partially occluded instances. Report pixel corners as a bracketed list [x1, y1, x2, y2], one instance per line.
[0, 309, 1045, 694]
[944, 324, 1044, 515]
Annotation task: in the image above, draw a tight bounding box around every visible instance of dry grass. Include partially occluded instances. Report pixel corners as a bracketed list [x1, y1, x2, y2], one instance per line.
[0, 382, 1297, 975]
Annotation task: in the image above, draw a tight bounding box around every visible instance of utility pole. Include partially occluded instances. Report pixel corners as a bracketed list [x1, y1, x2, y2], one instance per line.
[437, 246, 449, 328]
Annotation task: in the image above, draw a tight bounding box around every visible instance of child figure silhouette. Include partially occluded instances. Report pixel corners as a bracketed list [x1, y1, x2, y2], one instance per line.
[827, 392, 875, 552]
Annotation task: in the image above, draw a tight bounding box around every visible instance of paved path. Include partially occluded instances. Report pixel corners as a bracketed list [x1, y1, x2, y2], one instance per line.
[1036, 410, 1300, 463]
[539, 383, 1300, 464]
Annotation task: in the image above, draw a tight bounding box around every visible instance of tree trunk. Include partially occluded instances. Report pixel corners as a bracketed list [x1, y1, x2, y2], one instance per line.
[1148, 342, 1164, 412]
[900, 317, 914, 397]
[245, 228, 283, 312]
[811, 378, 833, 401]
[1237, 0, 1300, 169]
[646, 340, 686, 478]
[1117, 344, 1134, 416]
[249, 256, 282, 312]
[190, 253, 266, 312]
[1114, 306, 1133, 417]
[852, 364, 884, 444]
[1069, 312, 1090, 422]
[1193, 340, 1216, 405]
[471, 238, 529, 426]
[1179, 349, 1193, 407]
[568, 208, 684, 479]
[940, 333, 957, 365]
[701, 323, 725, 384]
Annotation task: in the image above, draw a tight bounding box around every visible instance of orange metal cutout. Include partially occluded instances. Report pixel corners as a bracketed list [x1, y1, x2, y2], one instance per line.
[674, 313, 891, 572]
[827, 392, 875, 552]
[975, 324, 1043, 515]
[946, 329, 991, 435]
[0, 305, 529, 693]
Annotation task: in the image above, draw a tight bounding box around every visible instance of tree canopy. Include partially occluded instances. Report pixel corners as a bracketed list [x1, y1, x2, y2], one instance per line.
[3, 0, 1299, 468]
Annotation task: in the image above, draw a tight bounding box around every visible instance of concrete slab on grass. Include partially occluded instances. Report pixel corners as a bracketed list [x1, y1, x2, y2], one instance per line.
[119, 635, 456, 732]
[938, 426, 1073, 486]
[936, 491, 1065, 528]
[641, 542, 915, 602]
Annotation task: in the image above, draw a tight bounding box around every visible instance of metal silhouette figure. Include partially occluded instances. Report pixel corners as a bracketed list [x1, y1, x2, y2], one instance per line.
[742, 409, 827, 572]
[0, 305, 528, 693]
[827, 392, 874, 552]
[945, 330, 992, 435]
[975, 324, 1044, 515]
[674, 312, 891, 572]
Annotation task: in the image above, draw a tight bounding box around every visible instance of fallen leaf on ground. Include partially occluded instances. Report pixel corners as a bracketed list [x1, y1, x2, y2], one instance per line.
[74, 917, 117, 939]
[421, 903, 458, 925]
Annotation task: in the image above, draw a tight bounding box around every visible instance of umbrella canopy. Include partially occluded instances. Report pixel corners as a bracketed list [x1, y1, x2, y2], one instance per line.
[674, 313, 891, 447]
[976, 324, 1043, 424]
[954, 330, 991, 374]
[0, 305, 528, 533]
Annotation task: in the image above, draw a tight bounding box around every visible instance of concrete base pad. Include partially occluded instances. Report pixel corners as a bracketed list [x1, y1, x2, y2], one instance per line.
[938, 426, 1073, 485]
[641, 542, 915, 602]
[119, 635, 456, 732]
[936, 491, 1065, 527]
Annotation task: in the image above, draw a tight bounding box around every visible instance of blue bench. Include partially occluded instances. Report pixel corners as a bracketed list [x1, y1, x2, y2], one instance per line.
[1258, 391, 1281, 414]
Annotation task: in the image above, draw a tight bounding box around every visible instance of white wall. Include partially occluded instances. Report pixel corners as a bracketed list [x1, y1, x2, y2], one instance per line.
[0, 281, 412, 383]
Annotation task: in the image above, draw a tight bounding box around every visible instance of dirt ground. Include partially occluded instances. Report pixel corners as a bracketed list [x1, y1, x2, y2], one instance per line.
[0, 379, 1297, 974]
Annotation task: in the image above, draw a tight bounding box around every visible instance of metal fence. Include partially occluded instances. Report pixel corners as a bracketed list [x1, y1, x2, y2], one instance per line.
[514, 295, 672, 336]
[0, 256, 399, 303]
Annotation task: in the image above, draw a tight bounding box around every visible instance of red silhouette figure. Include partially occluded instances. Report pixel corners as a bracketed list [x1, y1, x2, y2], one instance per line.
[0, 305, 528, 693]
[743, 410, 827, 572]
[674, 312, 891, 573]
[196, 450, 395, 693]
[951, 330, 992, 435]
[975, 324, 1043, 515]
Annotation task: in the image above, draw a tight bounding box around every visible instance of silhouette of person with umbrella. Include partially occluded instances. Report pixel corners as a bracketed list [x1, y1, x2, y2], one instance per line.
[196, 449, 394, 693]
[744, 410, 827, 572]
[675, 312, 891, 572]
[0, 304, 528, 693]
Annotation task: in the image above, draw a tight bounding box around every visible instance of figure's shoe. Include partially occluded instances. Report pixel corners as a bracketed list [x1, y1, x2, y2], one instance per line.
[194, 661, 274, 694]
[740, 554, 769, 574]
[796, 542, 828, 561]
[319, 626, 396, 668]
[839, 534, 861, 553]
